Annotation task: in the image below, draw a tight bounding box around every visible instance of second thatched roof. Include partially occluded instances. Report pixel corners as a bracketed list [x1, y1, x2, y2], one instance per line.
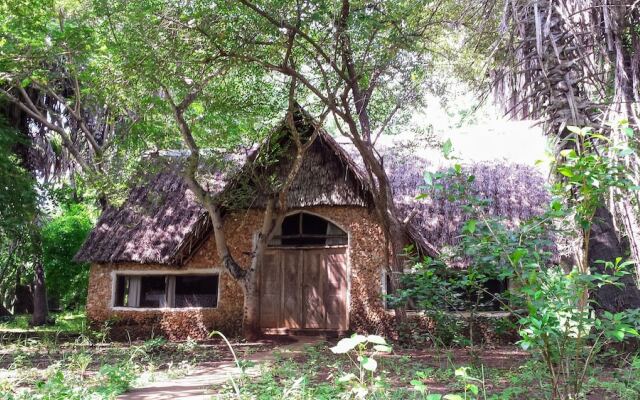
[75, 111, 550, 266]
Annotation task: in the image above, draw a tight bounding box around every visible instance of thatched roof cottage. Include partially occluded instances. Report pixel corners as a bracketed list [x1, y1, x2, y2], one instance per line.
[75, 110, 549, 340]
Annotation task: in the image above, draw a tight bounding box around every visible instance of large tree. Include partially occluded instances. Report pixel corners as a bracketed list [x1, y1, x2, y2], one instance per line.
[489, 0, 640, 310]
[90, 0, 475, 332]
[0, 0, 146, 324]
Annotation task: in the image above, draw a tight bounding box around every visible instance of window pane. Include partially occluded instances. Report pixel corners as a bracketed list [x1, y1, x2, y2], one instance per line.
[301, 213, 328, 245]
[281, 214, 300, 245]
[139, 276, 166, 308]
[114, 275, 128, 307]
[175, 275, 219, 308]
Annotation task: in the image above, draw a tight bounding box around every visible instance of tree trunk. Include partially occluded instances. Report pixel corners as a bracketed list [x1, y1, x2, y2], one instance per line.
[588, 206, 640, 312]
[242, 274, 260, 339]
[615, 199, 640, 287]
[30, 261, 48, 326]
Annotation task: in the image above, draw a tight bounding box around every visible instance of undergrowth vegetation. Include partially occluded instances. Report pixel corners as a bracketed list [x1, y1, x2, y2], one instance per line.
[0, 328, 261, 399]
[209, 336, 640, 399]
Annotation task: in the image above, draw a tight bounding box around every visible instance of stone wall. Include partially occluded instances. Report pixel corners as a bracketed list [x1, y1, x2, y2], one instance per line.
[86, 205, 393, 340]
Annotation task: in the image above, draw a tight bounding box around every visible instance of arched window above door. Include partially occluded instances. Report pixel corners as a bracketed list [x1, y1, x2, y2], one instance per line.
[269, 212, 347, 247]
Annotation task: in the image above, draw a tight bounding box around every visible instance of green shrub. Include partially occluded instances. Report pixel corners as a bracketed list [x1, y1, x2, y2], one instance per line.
[42, 204, 94, 310]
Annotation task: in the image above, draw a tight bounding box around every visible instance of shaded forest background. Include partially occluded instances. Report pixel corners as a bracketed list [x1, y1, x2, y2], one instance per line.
[0, 0, 638, 326]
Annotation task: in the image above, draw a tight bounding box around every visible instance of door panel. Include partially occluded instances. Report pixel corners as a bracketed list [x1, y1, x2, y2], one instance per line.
[260, 248, 348, 330]
[302, 251, 325, 328]
[282, 251, 302, 328]
[324, 249, 347, 330]
[259, 252, 281, 328]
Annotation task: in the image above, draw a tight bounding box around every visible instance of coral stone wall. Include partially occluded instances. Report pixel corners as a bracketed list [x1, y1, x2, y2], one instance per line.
[86, 206, 393, 339]
[86, 264, 243, 340]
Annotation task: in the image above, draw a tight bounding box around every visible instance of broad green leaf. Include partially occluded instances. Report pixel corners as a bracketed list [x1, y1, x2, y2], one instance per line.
[361, 356, 377, 372]
[337, 373, 356, 382]
[619, 147, 634, 157]
[442, 139, 453, 158]
[423, 171, 433, 186]
[330, 337, 359, 354]
[567, 125, 583, 135]
[366, 335, 387, 345]
[467, 384, 479, 395]
[411, 379, 427, 393]
[373, 344, 392, 353]
[588, 133, 610, 141]
[463, 219, 477, 234]
[557, 167, 574, 177]
[605, 329, 625, 342]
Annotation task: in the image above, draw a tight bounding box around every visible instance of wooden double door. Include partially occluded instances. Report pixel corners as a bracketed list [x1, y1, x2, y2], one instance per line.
[259, 247, 348, 330]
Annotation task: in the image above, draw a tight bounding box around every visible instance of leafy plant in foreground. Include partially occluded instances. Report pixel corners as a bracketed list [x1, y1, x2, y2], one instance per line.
[329, 333, 392, 399]
[403, 129, 640, 399]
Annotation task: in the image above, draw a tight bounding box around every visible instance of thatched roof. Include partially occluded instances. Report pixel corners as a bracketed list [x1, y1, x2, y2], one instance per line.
[74, 169, 208, 265]
[76, 112, 550, 266]
[75, 110, 374, 265]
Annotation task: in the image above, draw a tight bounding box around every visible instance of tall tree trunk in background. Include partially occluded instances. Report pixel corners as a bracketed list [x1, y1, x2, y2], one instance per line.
[494, 0, 640, 309]
[589, 207, 640, 311]
[605, 3, 640, 284]
[30, 261, 48, 326]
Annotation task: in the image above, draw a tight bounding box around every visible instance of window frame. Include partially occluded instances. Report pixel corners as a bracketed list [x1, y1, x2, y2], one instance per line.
[268, 211, 348, 248]
[110, 269, 221, 311]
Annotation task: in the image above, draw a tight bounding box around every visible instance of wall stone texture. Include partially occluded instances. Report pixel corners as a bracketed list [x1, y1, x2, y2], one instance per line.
[86, 205, 395, 340]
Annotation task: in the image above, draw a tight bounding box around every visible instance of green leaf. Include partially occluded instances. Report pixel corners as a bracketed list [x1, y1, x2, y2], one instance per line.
[360, 356, 377, 372]
[423, 171, 433, 186]
[330, 335, 366, 353]
[338, 373, 356, 382]
[411, 380, 427, 393]
[373, 344, 392, 353]
[442, 139, 453, 158]
[366, 335, 387, 345]
[467, 384, 479, 395]
[567, 126, 583, 135]
[426, 395, 443, 400]
[510, 248, 527, 264]
[443, 395, 464, 400]
[605, 330, 625, 342]
[463, 219, 477, 234]
[619, 147, 634, 157]
[557, 167, 574, 177]
[588, 133, 610, 141]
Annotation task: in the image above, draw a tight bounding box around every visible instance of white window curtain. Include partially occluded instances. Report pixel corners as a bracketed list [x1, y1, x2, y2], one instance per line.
[127, 276, 141, 307]
[166, 276, 176, 308]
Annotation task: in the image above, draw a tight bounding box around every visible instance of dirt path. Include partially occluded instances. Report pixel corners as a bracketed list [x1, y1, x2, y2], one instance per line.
[118, 336, 324, 400]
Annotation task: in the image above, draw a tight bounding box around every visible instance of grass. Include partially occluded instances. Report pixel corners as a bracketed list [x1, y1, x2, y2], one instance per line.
[0, 311, 87, 334]
[0, 319, 268, 400]
[0, 313, 638, 399]
[210, 341, 640, 400]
